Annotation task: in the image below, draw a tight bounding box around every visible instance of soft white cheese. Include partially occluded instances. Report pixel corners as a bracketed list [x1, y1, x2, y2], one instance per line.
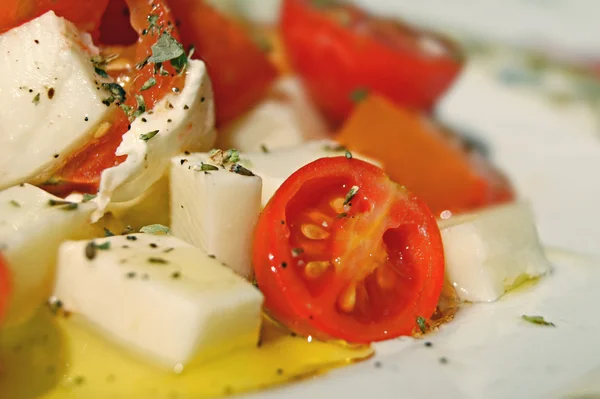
[240, 140, 380, 207]
[0, 11, 113, 189]
[53, 233, 263, 369]
[94, 59, 215, 220]
[0, 184, 101, 326]
[217, 77, 328, 152]
[439, 202, 551, 302]
[170, 154, 262, 278]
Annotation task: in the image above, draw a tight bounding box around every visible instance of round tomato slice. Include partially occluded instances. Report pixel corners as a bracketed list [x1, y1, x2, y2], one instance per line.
[0, 253, 12, 325]
[280, 0, 463, 125]
[253, 157, 445, 343]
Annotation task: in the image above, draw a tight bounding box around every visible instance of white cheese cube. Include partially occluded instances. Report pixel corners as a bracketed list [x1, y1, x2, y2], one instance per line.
[0, 11, 112, 189]
[240, 140, 381, 207]
[53, 234, 263, 369]
[439, 202, 551, 302]
[170, 156, 262, 279]
[217, 77, 328, 152]
[0, 184, 101, 326]
[94, 59, 216, 220]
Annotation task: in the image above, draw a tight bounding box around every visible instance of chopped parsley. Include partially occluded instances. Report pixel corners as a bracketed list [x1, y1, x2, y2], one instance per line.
[82, 193, 96, 202]
[416, 316, 427, 334]
[101, 83, 126, 106]
[230, 164, 255, 176]
[200, 163, 219, 172]
[345, 150, 353, 159]
[139, 224, 171, 235]
[133, 94, 147, 118]
[343, 185, 359, 205]
[148, 31, 185, 64]
[140, 130, 159, 142]
[47, 199, 78, 211]
[9, 200, 20, 208]
[104, 228, 115, 237]
[140, 77, 157, 91]
[522, 315, 555, 327]
[148, 257, 168, 265]
[94, 67, 109, 78]
[146, 14, 161, 34]
[260, 144, 269, 153]
[32, 93, 40, 105]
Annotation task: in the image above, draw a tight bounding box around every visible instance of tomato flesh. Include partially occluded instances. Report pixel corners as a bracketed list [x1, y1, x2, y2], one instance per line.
[0, 253, 12, 325]
[168, 0, 278, 126]
[253, 157, 445, 343]
[280, 0, 463, 125]
[44, 0, 185, 195]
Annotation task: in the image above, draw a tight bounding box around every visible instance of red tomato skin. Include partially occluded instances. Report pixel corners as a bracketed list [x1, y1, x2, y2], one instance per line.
[253, 157, 445, 343]
[168, 0, 278, 126]
[0, 0, 110, 38]
[280, 0, 463, 124]
[0, 253, 12, 325]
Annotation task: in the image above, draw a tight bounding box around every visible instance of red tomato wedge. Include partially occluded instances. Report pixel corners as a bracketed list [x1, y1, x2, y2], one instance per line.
[280, 0, 463, 125]
[253, 157, 445, 343]
[43, 0, 186, 196]
[168, 0, 278, 126]
[0, 253, 12, 325]
[0, 0, 109, 37]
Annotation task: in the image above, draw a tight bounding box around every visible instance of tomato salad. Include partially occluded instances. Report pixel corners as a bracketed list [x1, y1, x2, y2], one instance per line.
[0, 0, 523, 378]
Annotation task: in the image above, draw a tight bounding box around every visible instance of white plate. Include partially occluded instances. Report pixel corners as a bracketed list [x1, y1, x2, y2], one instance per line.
[235, 1, 600, 398]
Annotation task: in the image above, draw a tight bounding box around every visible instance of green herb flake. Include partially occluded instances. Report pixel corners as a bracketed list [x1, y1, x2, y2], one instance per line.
[140, 130, 159, 142]
[82, 193, 97, 202]
[416, 316, 427, 334]
[148, 257, 169, 265]
[343, 185, 359, 205]
[104, 228, 115, 237]
[95, 241, 111, 250]
[171, 271, 181, 279]
[135, 55, 150, 70]
[126, 271, 137, 279]
[291, 248, 304, 257]
[32, 93, 41, 105]
[148, 32, 185, 64]
[260, 144, 269, 153]
[522, 315, 555, 327]
[147, 14, 161, 34]
[345, 149, 353, 159]
[224, 149, 240, 164]
[133, 94, 147, 118]
[200, 163, 219, 172]
[337, 212, 348, 218]
[94, 66, 109, 78]
[101, 83, 126, 106]
[48, 199, 78, 211]
[139, 224, 171, 235]
[140, 77, 157, 91]
[47, 297, 63, 315]
[230, 164, 255, 177]
[350, 88, 369, 103]
[9, 200, 21, 208]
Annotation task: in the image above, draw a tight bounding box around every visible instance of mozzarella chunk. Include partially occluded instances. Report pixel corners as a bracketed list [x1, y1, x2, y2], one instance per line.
[439, 202, 551, 302]
[53, 234, 263, 369]
[170, 156, 262, 279]
[0, 184, 101, 326]
[94, 59, 215, 220]
[243, 140, 380, 206]
[0, 11, 112, 189]
[217, 77, 328, 152]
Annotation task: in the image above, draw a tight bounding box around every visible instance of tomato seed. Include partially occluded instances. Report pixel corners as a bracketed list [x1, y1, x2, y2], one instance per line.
[330, 197, 345, 214]
[304, 261, 330, 279]
[301, 224, 330, 240]
[338, 284, 357, 313]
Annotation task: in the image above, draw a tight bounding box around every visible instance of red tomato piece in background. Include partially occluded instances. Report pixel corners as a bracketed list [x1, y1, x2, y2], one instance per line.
[0, 254, 12, 325]
[280, 0, 463, 125]
[44, 0, 186, 196]
[253, 157, 445, 343]
[0, 0, 109, 37]
[168, 0, 278, 126]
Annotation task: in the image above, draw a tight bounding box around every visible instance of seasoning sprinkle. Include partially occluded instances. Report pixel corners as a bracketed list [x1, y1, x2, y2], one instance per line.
[522, 315, 555, 327]
[9, 200, 20, 207]
[260, 144, 269, 153]
[345, 149, 353, 159]
[140, 130, 159, 142]
[343, 185, 359, 205]
[416, 316, 427, 334]
[230, 164, 255, 177]
[200, 163, 219, 172]
[104, 228, 115, 237]
[140, 77, 157, 91]
[32, 93, 40, 105]
[148, 257, 168, 265]
[139, 224, 171, 235]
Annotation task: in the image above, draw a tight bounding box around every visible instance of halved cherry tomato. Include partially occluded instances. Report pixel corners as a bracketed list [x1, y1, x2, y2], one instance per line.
[0, 253, 12, 325]
[168, 0, 278, 126]
[253, 157, 445, 343]
[280, 0, 463, 125]
[0, 0, 110, 38]
[44, 0, 185, 196]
